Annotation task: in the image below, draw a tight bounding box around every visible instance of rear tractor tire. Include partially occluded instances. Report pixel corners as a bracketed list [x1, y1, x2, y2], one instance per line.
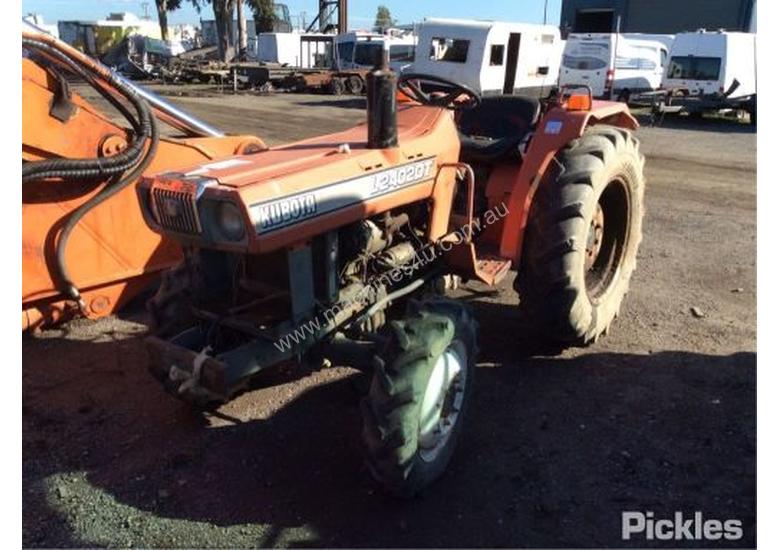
[361, 297, 477, 497]
[517, 125, 645, 346]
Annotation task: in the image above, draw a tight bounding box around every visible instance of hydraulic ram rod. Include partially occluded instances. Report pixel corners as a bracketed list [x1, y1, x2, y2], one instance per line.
[22, 19, 224, 138]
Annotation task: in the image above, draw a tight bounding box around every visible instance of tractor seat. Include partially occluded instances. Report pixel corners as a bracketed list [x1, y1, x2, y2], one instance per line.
[456, 95, 541, 164]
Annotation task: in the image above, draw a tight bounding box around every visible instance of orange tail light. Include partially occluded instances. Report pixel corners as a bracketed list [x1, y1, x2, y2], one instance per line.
[566, 93, 593, 111]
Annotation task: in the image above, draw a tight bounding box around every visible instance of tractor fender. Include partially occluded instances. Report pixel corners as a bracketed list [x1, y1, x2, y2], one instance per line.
[497, 102, 638, 265]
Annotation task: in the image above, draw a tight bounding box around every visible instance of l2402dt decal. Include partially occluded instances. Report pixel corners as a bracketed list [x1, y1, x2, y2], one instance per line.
[250, 157, 435, 233]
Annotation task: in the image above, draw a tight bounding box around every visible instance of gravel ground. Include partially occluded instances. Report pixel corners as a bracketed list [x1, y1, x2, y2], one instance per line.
[23, 88, 756, 548]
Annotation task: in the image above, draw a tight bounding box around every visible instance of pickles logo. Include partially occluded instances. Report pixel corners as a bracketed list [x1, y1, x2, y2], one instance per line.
[256, 193, 317, 230]
[622, 511, 743, 542]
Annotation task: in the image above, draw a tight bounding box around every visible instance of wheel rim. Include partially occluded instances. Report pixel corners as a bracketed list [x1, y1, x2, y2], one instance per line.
[585, 178, 630, 303]
[348, 76, 362, 94]
[585, 203, 605, 272]
[418, 341, 467, 463]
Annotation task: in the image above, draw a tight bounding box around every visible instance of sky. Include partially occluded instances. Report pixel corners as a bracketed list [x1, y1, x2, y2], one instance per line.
[21, 0, 563, 30]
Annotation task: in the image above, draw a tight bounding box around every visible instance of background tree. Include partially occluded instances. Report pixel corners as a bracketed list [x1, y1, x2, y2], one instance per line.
[154, 0, 183, 42]
[373, 5, 395, 32]
[249, 0, 277, 33]
[156, 0, 206, 43]
[156, 0, 240, 62]
[211, 0, 237, 62]
[236, 0, 248, 60]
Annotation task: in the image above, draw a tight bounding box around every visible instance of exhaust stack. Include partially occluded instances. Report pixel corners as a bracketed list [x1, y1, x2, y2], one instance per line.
[366, 45, 398, 149]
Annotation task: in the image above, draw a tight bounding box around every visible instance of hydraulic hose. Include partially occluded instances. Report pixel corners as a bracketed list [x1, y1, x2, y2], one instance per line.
[22, 35, 161, 309]
[22, 38, 152, 182]
[56, 115, 160, 306]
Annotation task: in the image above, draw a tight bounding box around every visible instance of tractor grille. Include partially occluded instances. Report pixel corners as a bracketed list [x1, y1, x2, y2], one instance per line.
[151, 187, 202, 235]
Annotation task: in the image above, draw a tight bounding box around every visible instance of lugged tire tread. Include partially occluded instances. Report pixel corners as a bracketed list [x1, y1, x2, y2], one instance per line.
[516, 125, 645, 346]
[360, 297, 478, 497]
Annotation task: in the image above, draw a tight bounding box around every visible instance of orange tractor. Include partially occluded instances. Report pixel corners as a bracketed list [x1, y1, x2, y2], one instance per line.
[139, 50, 645, 496]
[22, 25, 265, 330]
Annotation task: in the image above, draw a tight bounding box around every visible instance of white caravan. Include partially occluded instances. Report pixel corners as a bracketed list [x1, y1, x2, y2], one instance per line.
[334, 31, 417, 73]
[559, 33, 674, 100]
[662, 30, 756, 98]
[410, 18, 563, 96]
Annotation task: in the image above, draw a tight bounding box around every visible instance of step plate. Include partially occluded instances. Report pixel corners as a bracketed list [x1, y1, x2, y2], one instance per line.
[474, 255, 512, 286]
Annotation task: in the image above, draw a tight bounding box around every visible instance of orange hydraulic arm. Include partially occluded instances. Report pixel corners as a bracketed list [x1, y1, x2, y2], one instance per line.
[22, 27, 267, 330]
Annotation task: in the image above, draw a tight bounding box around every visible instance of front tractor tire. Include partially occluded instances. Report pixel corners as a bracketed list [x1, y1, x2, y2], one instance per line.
[517, 125, 645, 346]
[361, 298, 478, 497]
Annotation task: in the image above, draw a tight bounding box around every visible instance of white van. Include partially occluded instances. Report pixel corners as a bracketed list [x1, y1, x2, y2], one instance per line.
[334, 31, 417, 73]
[559, 33, 673, 100]
[410, 18, 563, 97]
[662, 30, 756, 98]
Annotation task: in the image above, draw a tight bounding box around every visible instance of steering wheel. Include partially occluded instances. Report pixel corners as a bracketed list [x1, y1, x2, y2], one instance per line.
[397, 73, 481, 110]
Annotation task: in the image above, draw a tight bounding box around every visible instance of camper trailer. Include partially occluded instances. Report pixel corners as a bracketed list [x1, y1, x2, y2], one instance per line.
[654, 30, 756, 123]
[334, 31, 417, 73]
[559, 33, 674, 100]
[410, 18, 563, 96]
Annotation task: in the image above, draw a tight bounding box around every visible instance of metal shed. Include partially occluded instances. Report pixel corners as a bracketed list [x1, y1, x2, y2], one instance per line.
[560, 0, 756, 36]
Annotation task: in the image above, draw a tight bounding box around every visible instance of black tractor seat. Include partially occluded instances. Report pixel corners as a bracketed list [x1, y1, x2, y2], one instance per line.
[456, 95, 541, 164]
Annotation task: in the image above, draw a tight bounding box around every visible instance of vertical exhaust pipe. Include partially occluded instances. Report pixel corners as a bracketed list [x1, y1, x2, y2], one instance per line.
[338, 0, 348, 34]
[366, 44, 398, 149]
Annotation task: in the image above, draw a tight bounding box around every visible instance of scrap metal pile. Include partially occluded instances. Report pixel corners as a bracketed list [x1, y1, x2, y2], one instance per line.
[108, 43, 368, 96]
[100, 34, 175, 79]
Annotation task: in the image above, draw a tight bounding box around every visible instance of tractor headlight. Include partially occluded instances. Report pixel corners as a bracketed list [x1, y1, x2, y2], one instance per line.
[216, 201, 246, 241]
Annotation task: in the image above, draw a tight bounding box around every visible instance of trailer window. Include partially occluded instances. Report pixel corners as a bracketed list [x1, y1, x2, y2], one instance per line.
[389, 44, 415, 63]
[562, 55, 608, 70]
[489, 44, 504, 66]
[667, 56, 721, 81]
[429, 37, 470, 63]
[562, 40, 610, 70]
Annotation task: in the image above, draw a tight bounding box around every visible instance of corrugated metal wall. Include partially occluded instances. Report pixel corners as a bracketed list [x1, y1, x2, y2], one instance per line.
[624, 0, 753, 33]
[560, 0, 755, 34]
[560, 0, 625, 33]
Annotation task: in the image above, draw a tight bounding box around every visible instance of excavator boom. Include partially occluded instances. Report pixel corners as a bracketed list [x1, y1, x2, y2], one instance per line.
[22, 25, 266, 330]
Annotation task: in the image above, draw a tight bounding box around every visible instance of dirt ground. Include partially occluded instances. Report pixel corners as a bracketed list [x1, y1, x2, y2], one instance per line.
[22, 89, 757, 548]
